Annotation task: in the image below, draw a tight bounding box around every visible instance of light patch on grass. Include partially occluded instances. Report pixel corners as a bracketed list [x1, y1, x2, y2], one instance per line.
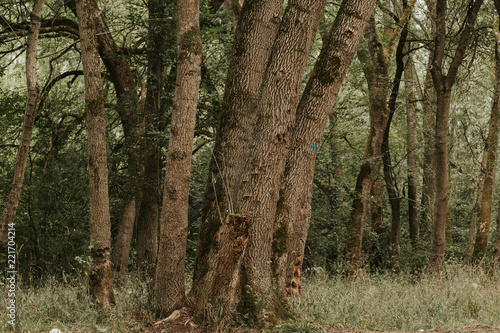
[292, 265, 500, 331]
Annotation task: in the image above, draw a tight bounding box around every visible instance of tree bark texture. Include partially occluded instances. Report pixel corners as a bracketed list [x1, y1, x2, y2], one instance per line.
[156, 0, 202, 317]
[272, 0, 378, 296]
[75, 0, 115, 308]
[193, 0, 326, 321]
[67, 0, 143, 274]
[428, 0, 483, 273]
[404, 54, 419, 249]
[345, 0, 416, 274]
[236, 0, 326, 309]
[0, 0, 44, 255]
[471, 14, 500, 264]
[135, 0, 171, 279]
[369, 176, 386, 270]
[192, 0, 285, 296]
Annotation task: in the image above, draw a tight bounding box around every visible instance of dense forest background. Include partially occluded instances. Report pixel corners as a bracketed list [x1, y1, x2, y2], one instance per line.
[1, 0, 500, 331]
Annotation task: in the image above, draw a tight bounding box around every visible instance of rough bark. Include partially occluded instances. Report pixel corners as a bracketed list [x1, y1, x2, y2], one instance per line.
[404, 53, 419, 249]
[345, 0, 416, 274]
[67, 0, 143, 274]
[135, 0, 171, 279]
[191, 0, 285, 297]
[75, 0, 115, 309]
[0, 0, 44, 255]
[193, 0, 326, 321]
[428, 0, 483, 273]
[471, 14, 500, 264]
[155, 0, 202, 317]
[272, 0, 379, 297]
[369, 176, 386, 270]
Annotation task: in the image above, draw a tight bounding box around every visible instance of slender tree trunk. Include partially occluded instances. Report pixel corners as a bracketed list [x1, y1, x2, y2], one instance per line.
[345, 0, 416, 274]
[273, 0, 379, 297]
[369, 176, 386, 270]
[191, 0, 285, 298]
[428, 0, 483, 273]
[155, 0, 202, 317]
[471, 14, 500, 264]
[67, 0, 143, 274]
[75, 0, 115, 309]
[135, 0, 171, 279]
[405, 53, 419, 249]
[466, 177, 483, 265]
[0, 0, 44, 255]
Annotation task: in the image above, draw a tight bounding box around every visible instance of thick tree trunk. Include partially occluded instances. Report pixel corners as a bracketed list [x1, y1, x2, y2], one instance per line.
[0, 0, 44, 255]
[155, 0, 202, 317]
[428, 0, 483, 273]
[135, 0, 171, 279]
[471, 16, 500, 264]
[194, 0, 326, 321]
[404, 54, 419, 249]
[191, 0, 285, 297]
[273, 0, 379, 297]
[75, 0, 115, 309]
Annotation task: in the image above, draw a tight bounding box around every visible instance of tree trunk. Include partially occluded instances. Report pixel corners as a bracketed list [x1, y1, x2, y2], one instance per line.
[471, 14, 500, 264]
[369, 176, 386, 270]
[135, 0, 171, 279]
[273, 0, 379, 297]
[155, 0, 202, 317]
[194, 0, 326, 321]
[75, 0, 115, 309]
[0, 0, 44, 255]
[404, 53, 419, 249]
[191, 0, 285, 298]
[67, 0, 143, 274]
[428, 0, 484, 273]
[345, 0, 416, 274]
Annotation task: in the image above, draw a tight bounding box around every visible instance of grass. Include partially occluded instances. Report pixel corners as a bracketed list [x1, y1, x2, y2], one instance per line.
[1, 266, 499, 332]
[0, 275, 156, 332]
[292, 265, 500, 332]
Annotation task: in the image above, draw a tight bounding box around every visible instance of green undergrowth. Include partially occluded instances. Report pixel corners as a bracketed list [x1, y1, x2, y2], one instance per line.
[1, 266, 499, 332]
[291, 265, 500, 332]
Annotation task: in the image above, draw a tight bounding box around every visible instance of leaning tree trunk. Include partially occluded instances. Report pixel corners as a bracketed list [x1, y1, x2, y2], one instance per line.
[191, 0, 285, 299]
[428, 0, 483, 273]
[0, 0, 44, 255]
[272, 0, 379, 297]
[193, 0, 326, 322]
[471, 13, 500, 264]
[75, 0, 115, 309]
[155, 0, 202, 317]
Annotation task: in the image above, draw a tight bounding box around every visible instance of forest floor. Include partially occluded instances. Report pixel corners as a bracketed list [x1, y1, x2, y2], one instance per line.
[138, 309, 500, 333]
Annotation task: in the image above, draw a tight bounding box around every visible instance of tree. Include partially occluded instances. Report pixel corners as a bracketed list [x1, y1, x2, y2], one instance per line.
[0, 0, 44, 255]
[75, 0, 115, 308]
[345, 0, 416, 274]
[273, 0, 380, 296]
[428, 0, 483, 273]
[155, 0, 202, 317]
[193, 0, 326, 321]
[135, 0, 173, 279]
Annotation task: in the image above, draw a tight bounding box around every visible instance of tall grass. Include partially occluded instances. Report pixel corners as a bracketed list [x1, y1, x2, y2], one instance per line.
[292, 265, 500, 331]
[1, 266, 499, 332]
[0, 275, 156, 333]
